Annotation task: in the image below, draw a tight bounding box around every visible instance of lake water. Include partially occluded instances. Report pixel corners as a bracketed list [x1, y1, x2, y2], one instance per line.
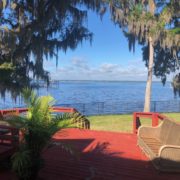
[0, 81, 179, 114]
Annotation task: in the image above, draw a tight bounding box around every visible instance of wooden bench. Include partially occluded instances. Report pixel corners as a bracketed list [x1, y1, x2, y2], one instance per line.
[138, 118, 180, 172]
[0, 125, 19, 161]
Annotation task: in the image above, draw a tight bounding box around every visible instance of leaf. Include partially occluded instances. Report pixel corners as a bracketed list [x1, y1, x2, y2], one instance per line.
[4, 115, 27, 129]
[0, 63, 15, 70]
[11, 149, 32, 179]
[0, 0, 107, 99]
[2, 0, 7, 8]
[11, 2, 17, 10]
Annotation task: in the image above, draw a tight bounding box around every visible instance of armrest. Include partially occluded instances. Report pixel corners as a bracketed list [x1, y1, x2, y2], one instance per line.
[138, 125, 161, 138]
[159, 145, 180, 162]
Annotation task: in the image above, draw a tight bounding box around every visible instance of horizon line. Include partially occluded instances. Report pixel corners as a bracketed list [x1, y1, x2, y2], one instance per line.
[48, 79, 171, 83]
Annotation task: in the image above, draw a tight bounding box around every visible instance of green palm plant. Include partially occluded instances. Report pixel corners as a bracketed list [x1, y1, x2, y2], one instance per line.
[7, 88, 75, 180]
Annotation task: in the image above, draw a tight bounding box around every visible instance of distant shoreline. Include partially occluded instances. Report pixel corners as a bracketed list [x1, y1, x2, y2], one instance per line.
[49, 80, 170, 83]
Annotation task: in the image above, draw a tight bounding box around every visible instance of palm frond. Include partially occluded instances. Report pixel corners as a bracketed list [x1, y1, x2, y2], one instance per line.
[11, 148, 32, 179]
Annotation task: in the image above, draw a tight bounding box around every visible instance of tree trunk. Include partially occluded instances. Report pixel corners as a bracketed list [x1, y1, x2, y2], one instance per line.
[144, 36, 154, 112]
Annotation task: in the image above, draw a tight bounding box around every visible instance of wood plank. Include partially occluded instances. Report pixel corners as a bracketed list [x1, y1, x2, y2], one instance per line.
[1, 129, 179, 180]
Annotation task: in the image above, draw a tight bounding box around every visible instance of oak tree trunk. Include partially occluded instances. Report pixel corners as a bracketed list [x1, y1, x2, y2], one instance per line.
[144, 36, 154, 112]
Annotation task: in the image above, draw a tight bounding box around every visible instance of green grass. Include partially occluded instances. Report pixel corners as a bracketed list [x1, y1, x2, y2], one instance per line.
[163, 113, 180, 120]
[88, 113, 180, 133]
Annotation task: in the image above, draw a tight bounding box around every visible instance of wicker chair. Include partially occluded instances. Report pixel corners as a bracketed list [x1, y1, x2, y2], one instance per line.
[138, 118, 180, 172]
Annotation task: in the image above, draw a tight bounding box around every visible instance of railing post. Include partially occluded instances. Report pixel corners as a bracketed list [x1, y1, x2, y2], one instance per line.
[82, 103, 85, 114]
[0, 110, 3, 119]
[133, 112, 142, 134]
[152, 113, 159, 127]
[102, 102, 104, 114]
[133, 113, 136, 134]
[97, 102, 100, 115]
[133, 113, 138, 134]
[15, 108, 19, 115]
[153, 101, 156, 112]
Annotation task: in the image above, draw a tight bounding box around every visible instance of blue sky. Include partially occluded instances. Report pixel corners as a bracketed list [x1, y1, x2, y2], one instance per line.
[43, 10, 161, 81]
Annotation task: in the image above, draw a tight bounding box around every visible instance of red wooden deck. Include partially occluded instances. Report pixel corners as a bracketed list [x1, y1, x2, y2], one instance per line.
[1, 128, 179, 180]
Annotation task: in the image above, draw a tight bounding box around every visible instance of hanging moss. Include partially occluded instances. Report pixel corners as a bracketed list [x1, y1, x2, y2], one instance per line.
[0, 0, 107, 99]
[172, 74, 180, 97]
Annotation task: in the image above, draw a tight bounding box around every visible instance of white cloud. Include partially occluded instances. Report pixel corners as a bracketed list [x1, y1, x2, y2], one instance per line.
[99, 63, 120, 73]
[44, 57, 155, 81]
[71, 57, 89, 70]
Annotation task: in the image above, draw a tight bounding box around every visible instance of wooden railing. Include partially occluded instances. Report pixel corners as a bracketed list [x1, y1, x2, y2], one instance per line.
[0, 125, 19, 147]
[0, 107, 90, 160]
[133, 112, 168, 134]
[0, 107, 76, 115]
[0, 107, 90, 130]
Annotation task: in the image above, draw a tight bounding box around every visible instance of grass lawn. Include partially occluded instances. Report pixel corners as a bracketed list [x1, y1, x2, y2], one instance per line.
[88, 113, 180, 133]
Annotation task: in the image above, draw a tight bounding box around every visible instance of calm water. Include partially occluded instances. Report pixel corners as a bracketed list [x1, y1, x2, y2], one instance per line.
[0, 81, 177, 110]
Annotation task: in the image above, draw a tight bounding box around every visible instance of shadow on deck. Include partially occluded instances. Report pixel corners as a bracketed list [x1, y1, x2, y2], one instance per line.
[1, 128, 180, 180]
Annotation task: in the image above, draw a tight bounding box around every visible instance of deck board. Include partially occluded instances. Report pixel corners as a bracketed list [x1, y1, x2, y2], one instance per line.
[40, 129, 179, 180]
[1, 128, 180, 180]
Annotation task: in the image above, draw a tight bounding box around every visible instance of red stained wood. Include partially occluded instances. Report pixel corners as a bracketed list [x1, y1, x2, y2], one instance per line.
[0, 107, 77, 116]
[133, 112, 169, 134]
[41, 129, 180, 180]
[2, 129, 179, 180]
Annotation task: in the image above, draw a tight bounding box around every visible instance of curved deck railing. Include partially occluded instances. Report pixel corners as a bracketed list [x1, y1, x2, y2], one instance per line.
[0, 107, 90, 129]
[133, 112, 169, 134]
